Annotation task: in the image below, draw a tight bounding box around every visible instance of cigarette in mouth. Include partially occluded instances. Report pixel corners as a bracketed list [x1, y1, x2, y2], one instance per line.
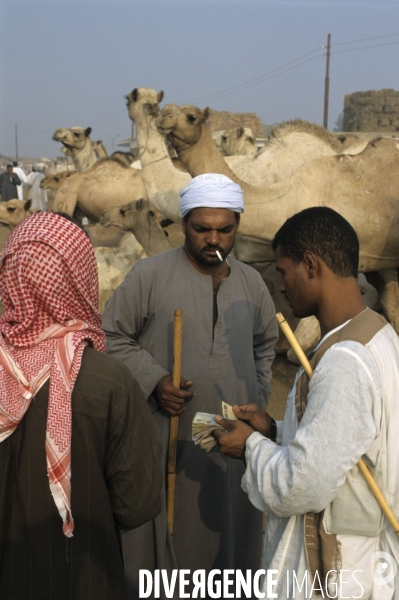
[216, 251, 224, 263]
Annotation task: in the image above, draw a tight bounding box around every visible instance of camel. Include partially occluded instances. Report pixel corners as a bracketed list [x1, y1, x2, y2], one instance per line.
[40, 170, 77, 191]
[92, 140, 108, 159]
[212, 127, 257, 156]
[95, 232, 145, 313]
[124, 88, 321, 352]
[52, 158, 147, 220]
[158, 105, 399, 330]
[158, 106, 375, 189]
[0, 199, 38, 230]
[100, 198, 172, 256]
[125, 88, 191, 223]
[52, 126, 98, 172]
[110, 151, 137, 167]
[126, 88, 399, 346]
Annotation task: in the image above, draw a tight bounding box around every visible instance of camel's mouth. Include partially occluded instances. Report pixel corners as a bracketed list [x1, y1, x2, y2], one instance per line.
[157, 124, 173, 135]
[99, 216, 110, 228]
[156, 115, 174, 135]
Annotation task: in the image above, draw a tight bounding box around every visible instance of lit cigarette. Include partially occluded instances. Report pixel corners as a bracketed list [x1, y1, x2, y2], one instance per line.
[216, 251, 224, 263]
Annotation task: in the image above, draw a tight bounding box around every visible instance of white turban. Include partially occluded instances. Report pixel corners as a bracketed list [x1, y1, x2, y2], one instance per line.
[179, 173, 245, 218]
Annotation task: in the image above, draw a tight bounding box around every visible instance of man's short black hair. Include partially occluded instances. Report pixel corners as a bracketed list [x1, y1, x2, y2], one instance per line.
[12, 161, 17, 167]
[7, 164, 12, 169]
[272, 206, 359, 278]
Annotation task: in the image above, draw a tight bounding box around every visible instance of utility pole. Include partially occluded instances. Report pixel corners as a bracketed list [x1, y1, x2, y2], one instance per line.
[323, 33, 331, 129]
[15, 123, 19, 163]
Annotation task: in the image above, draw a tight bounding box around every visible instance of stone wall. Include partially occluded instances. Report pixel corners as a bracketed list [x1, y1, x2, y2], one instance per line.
[343, 89, 399, 132]
[206, 109, 263, 137]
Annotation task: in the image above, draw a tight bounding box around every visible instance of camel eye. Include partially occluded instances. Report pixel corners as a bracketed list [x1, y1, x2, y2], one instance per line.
[187, 115, 196, 123]
[7, 207, 16, 213]
[119, 208, 126, 217]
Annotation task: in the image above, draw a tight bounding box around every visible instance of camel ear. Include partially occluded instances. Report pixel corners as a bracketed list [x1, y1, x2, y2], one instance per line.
[132, 89, 138, 101]
[202, 107, 210, 121]
[24, 199, 32, 211]
[237, 127, 244, 138]
[157, 91, 164, 103]
[136, 198, 145, 210]
[85, 127, 92, 137]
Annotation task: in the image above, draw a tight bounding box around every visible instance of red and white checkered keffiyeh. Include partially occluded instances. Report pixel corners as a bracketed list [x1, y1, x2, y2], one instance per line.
[0, 212, 106, 537]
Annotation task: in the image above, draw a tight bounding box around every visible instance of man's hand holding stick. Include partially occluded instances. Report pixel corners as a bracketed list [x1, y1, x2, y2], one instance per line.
[166, 309, 195, 536]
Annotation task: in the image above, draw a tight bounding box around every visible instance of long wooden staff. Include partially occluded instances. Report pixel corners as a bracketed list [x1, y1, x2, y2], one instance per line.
[167, 308, 183, 537]
[276, 312, 399, 538]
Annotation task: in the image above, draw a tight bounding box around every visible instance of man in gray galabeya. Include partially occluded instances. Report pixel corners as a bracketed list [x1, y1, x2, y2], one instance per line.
[102, 173, 279, 598]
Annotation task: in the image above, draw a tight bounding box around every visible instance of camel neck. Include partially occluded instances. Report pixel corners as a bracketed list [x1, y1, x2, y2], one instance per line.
[71, 141, 97, 172]
[177, 124, 256, 194]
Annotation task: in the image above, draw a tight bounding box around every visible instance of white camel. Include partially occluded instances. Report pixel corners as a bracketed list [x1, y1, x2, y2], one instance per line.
[52, 126, 98, 172]
[212, 127, 257, 156]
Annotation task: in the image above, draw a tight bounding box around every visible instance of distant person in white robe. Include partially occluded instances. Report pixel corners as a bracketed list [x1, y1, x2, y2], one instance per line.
[27, 165, 47, 210]
[214, 207, 399, 599]
[12, 162, 28, 200]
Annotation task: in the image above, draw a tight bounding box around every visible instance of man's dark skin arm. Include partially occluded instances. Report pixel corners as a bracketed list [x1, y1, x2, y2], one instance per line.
[155, 375, 195, 416]
[213, 403, 273, 459]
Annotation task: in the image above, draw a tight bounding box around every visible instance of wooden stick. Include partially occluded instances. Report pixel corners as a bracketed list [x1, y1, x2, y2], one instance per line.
[167, 308, 183, 537]
[276, 312, 399, 538]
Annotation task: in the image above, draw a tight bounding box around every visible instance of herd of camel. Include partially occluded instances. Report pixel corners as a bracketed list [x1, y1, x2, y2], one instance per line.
[0, 86, 398, 360]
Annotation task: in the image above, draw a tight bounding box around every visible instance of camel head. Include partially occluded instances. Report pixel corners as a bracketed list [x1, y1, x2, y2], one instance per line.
[40, 170, 77, 191]
[126, 88, 164, 124]
[100, 198, 163, 233]
[221, 127, 257, 156]
[52, 126, 92, 152]
[0, 199, 35, 229]
[157, 104, 210, 153]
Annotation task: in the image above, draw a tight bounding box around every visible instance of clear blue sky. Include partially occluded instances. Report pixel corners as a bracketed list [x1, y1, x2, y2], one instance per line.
[1, 0, 398, 158]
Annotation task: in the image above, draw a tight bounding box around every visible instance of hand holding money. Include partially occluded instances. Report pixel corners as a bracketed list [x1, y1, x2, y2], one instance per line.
[192, 402, 237, 452]
[212, 414, 254, 460]
[230, 403, 272, 437]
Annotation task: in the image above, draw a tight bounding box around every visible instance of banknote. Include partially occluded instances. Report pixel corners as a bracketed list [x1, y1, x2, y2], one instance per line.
[192, 402, 237, 452]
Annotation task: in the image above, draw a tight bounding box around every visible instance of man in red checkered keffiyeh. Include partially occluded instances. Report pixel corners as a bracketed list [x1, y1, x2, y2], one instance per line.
[0, 211, 105, 537]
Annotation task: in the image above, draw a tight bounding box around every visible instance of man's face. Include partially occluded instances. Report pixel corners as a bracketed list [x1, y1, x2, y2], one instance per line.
[183, 207, 239, 267]
[7, 167, 13, 175]
[275, 246, 317, 318]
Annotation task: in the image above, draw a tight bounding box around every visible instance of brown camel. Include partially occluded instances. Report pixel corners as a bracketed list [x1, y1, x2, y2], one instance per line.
[157, 106, 373, 188]
[156, 102, 399, 332]
[100, 198, 172, 256]
[40, 170, 77, 191]
[0, 199, 37, 229]
[52, 159, 147, 221]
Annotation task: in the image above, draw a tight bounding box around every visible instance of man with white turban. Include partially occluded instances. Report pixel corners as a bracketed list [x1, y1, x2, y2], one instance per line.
[103, 174, 279, 598]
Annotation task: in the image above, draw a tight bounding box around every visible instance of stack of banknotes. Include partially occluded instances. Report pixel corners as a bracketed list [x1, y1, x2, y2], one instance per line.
[192, 402, 237, 452]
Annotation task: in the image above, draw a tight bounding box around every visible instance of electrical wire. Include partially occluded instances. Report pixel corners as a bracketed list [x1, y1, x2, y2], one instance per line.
[332, 40, 399, 54]
[185, 33, 398, 105]
[333, 32, 399, 46]
[186, 48, 323, 104]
